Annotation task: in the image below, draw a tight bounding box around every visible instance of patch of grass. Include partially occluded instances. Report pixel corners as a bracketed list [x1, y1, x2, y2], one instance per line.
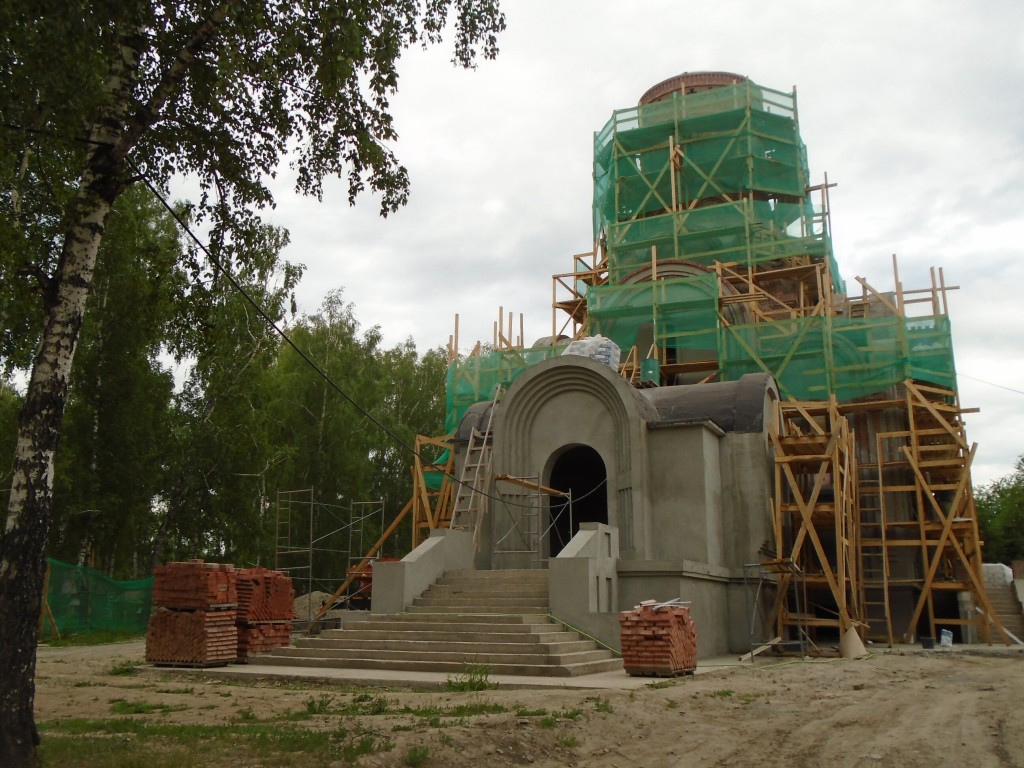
[40, 718, 393, 767]
[515, 707, 548, 717]
[353, 695, 390, 715]
[305, 693, 334, 715]
[43, 630, 143, 647]
[645, 680, 675, 690]
[443, 664, 496, 692]
[587, 696, 613, 713]
[107, 660, 141, 676]
[155, 686, 195, 695]
[559, 735, 580, 748]
[404, 702, 506, 719]
[72, 681, 95, 688]
[109, 698, 186, 716]
[236, 706, 259, 722]
[560, 707, 583, 721]
[539, 715, 557, 728]
[439, 732, 455, 748]
[711, 689, 734, 698]
[337, 728, 393, 762]
[406, 744, 430, 766]
[666, 699, 679, 709]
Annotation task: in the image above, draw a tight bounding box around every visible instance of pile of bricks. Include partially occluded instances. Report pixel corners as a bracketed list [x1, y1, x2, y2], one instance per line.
[145, 608, 237, 665]
[152, 560, 238, 609]
[146, 561, 238, 666]
[619, 599, 698, 677]
[236, 623, 293, 658]
[235, 567, 294, 661]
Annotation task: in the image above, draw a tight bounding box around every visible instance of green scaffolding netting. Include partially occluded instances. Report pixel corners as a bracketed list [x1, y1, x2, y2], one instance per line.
[720, 314, 957, 400]
[594, 81, 806, 234]
[443, 78, 953, 429]
[587, 274, 720, 362]
[44, 558, 153, 637]
[593, 80, 844, 294]
[445, 346, 563, 433]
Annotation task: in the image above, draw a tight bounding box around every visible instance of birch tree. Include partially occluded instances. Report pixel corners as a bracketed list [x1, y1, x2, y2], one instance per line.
[0, 2, 504, 762]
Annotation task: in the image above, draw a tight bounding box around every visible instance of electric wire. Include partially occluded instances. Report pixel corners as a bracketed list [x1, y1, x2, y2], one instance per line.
[958, 373, 1024, 397]
[134, 167, 557, 512]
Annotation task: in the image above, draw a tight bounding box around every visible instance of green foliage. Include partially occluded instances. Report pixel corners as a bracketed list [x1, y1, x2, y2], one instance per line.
[515, 707, 548, 717]
[39, 718, 393, 767]
[106, 660, 141, 677]
[443, 664, 497, 691]
[43, 630, 142, 648]
[110, 698, 185, 715]
[976, 457, 1024, 565]
[406, 744, 430, 766]
[586, 696, 613, 713]
[304, 694, 335, 716]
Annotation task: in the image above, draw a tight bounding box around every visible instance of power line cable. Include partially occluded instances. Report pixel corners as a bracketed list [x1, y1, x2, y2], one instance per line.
[958, 373, 1024, 397]
[135, 167, 548, 511]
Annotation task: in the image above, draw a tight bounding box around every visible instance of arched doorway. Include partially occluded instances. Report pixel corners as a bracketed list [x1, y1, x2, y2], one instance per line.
[547, 445, 608, 557]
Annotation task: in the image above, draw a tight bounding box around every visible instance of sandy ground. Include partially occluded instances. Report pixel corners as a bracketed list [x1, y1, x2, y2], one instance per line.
[35, 640, 1024, 767]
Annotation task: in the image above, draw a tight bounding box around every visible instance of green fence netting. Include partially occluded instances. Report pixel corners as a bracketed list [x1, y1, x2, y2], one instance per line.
[44, 558, 152, 637]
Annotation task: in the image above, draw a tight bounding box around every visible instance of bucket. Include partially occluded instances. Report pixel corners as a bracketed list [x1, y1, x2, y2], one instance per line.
[640, 358, 660, 385]
[920, 636, 935, 650]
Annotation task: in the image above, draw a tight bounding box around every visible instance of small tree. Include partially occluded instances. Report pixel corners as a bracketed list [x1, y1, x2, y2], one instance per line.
[976, 457, 1024, 566]
[0, 3, 505, 763]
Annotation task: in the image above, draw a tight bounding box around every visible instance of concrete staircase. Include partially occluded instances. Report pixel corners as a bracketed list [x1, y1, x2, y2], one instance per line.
[260, 569, 623, 677]
[987, 583, 1024, 641]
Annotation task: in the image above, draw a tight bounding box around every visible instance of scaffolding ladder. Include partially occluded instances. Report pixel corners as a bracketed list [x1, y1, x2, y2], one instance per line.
[858, 437, 893, 645]
[450, 387, 501, 544]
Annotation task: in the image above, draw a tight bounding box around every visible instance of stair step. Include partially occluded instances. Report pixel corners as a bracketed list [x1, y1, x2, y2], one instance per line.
[280, 568, 619, 677]
[257, 653, 623, 678]
[406, 604, 550, 615]
[350, 612, 551, 626]
[413, 596, 550, 608]
[274, 647, 613, 666]
[323, 628, 580, 644]
[296, 638, 596, 654]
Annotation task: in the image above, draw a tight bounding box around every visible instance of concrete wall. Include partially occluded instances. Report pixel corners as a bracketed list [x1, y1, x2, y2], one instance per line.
[372, 529, 475, 614]
[617, 560, 732, 657]
[549, 523, 621, 649]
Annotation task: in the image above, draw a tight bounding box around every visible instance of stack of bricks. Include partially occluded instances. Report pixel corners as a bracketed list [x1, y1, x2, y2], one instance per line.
[146, 561, 238, 666]
[619, 599, 698, 677]
[235, 567, 295, 661]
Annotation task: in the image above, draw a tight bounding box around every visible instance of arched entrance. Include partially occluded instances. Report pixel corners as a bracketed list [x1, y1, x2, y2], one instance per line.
[547, 445, 608, 557]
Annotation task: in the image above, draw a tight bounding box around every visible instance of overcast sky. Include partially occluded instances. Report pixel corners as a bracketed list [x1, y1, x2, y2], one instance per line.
[257, 0, 1023, 486]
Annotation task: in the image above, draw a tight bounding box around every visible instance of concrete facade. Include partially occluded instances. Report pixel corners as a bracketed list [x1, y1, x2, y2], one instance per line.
[460, 355, 778, 657]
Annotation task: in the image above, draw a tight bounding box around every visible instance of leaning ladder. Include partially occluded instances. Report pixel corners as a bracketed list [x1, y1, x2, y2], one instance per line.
[449, 387, 501, 544]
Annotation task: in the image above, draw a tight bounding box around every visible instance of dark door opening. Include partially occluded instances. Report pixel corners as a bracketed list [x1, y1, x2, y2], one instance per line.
[548, 445, 607, 557]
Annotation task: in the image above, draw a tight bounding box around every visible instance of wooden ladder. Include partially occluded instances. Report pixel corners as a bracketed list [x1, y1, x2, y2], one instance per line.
[859, 436, 893, 645]
[450, 387, 501, 544]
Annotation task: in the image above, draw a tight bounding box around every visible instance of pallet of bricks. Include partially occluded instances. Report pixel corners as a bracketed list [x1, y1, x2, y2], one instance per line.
[619, 599, 698, 677]
[146, 560, 238, 667]
[236, 567, 295, 662]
